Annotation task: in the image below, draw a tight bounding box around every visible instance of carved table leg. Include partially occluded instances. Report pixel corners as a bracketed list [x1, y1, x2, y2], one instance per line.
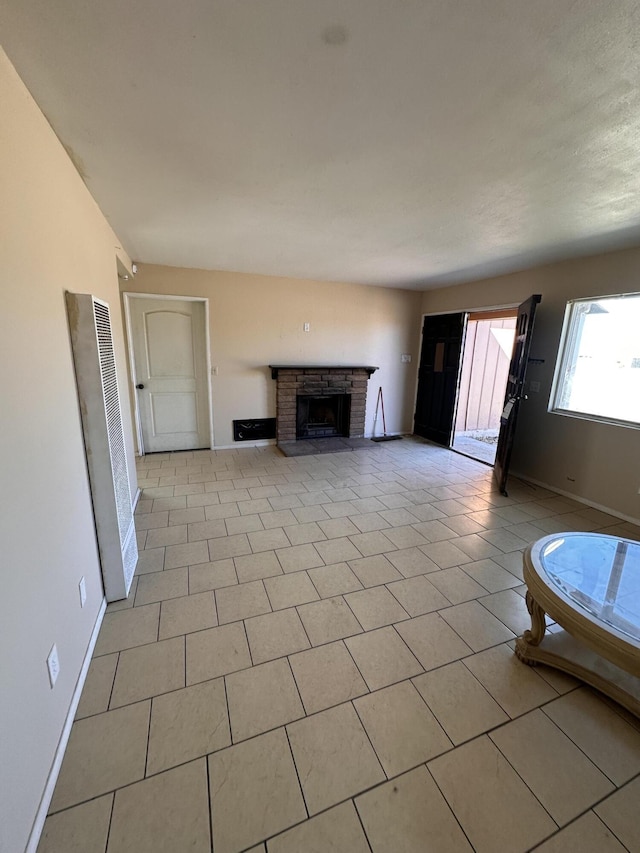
[515, 590, 547, 665]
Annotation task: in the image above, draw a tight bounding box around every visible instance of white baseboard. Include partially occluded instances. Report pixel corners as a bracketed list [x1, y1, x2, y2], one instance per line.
[26, 597, 108, 853]
[510, 470, 640, 527]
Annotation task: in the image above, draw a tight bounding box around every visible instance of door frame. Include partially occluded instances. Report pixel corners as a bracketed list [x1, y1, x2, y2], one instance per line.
[414, 302, 520, 458]
[123, 292, 214, 455]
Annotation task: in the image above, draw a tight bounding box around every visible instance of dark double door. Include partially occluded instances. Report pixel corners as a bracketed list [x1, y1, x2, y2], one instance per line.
[414, 312, 466, 446]
[414, 295, 541, 495]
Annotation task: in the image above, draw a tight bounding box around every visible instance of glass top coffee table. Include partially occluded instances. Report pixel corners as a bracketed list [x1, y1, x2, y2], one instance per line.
[516, 532, 640, 716]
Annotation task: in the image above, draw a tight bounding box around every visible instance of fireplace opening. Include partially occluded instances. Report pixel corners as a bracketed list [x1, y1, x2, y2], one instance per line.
[297, 394, 351, 439]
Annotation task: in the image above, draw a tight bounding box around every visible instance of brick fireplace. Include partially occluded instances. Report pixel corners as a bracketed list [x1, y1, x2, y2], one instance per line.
[270, 365, 378, 445]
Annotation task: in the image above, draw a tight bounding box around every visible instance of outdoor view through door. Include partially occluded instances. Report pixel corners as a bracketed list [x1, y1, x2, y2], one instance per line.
[452, 311, 517, 465]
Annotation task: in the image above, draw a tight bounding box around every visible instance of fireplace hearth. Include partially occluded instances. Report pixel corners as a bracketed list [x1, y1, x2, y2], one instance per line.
[270, 365, 378, 446]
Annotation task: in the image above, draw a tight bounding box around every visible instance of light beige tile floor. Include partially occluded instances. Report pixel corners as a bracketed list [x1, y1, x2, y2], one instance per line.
[39, 438, 640, 852]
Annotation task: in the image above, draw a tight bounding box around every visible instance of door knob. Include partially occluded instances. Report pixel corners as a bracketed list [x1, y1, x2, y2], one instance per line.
[136, 383, 145, 390]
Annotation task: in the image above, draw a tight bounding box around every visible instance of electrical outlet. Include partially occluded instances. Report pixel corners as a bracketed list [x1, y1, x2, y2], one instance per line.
[79, 576, 87, 608]
[303, 323, 310, 332]
[530, 380, 541, 393]
[47, 644, 60, 688]
[401, 353, 412, 363]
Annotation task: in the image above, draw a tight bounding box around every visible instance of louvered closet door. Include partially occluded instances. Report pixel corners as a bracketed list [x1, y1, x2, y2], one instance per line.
[130, 298, 210, 453]
[66, 292, 137, 599]
[94, 301, 135, 552]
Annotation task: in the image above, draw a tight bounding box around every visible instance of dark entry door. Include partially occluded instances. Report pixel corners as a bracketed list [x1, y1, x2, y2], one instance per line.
[414, 312, 466, 445]
[494, 294, 542, 495]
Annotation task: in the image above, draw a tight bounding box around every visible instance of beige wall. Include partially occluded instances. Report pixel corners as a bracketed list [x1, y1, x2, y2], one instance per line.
[123, 266, 423, 446]
[3, 34, 638, 850]
[422, 250, 640, 522]
[0, 50, 136, 852]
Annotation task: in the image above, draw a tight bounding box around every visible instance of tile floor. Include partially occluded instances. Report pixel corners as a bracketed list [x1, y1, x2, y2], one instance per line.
[38, 438, 640, 852]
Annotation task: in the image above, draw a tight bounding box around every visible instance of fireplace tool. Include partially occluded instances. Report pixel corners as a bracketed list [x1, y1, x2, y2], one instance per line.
[371, 387, 402, 442]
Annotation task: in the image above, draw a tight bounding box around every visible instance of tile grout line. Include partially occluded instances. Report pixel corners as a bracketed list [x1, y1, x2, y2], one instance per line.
[484, 730, 560, 830]
[283, 725, 310, 822]
[143, 697, 153, 779]
[352, 797, 376, 853]
[70, 445, 640, 849]
[423, 759, 483, 852]
[103, 790, 117, 853]
[538, 699, 637, 789]
[349, 698, 395, 783]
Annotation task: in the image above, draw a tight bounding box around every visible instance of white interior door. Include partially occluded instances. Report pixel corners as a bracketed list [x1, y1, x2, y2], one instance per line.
[129, 297, 210, 452]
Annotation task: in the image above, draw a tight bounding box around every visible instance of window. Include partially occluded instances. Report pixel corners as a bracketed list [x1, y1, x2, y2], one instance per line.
[550, 292, 640, 428]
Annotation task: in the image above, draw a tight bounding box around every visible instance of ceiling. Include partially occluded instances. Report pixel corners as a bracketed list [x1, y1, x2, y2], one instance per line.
[3, 0, 640, 290]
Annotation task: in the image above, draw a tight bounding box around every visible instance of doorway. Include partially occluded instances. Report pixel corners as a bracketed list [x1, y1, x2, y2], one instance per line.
[414, 297, 540, 486]
[124, 294, 212, 453]
[451, 310, 517, 465]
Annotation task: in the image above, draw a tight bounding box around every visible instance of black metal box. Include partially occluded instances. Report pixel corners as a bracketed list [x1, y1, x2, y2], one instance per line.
[233, 418, 277, 441]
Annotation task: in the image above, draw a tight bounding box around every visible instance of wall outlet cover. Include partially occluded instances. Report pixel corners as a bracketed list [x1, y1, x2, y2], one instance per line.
[401, 353, 412, 363]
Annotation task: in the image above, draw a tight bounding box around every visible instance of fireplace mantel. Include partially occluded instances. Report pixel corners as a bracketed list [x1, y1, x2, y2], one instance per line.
[270, 365, 378, 380]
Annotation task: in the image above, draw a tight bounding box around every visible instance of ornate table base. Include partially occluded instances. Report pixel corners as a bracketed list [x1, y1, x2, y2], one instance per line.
[516, 591, 640, 718]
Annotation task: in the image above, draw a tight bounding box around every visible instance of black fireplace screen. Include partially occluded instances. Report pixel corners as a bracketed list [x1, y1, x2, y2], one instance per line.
[296, 394, 351, 439]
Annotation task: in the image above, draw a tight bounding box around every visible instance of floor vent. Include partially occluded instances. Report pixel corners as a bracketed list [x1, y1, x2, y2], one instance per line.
[233, 418, 277, 441]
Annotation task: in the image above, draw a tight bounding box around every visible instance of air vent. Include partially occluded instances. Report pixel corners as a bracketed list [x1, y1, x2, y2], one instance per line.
[66, 292, 137, 601]
[233, 418, 276, 441]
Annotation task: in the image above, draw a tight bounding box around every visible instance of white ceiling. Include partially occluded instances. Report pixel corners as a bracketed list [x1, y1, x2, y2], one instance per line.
[3, 0, 640, 290]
